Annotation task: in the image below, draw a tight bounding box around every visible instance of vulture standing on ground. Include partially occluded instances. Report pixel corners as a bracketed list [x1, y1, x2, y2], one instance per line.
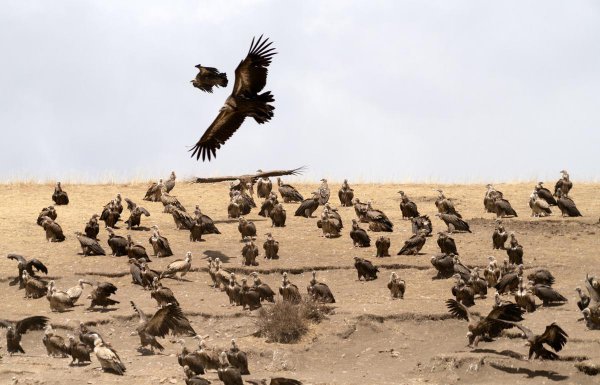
[144, 179, 164, 202]
[318, 207, 342, 238]
[160, 186, 187, 213]
[191, 65, 228, 92]
[52, 182, 69, 205]
[514, 276, 536, 312]
[354, 257, 378, 281]
[125, 200, 151, 230]
[161, 251, 193, 279]
[46, 280, 77, 312]
[0, 316, 48, 354]
[94, 339, 126, 375]
[66, 334, 92, 365]
[238, 217, 257, 239]
[446, 299, 524, 347]
[350, 219, 370, 247]
[483, 184, 503, 213]
[240, 277, 262, 310]
[37, 205, 57, 225]
[149, 226, 173, 257]
[338, 179, 354, 207]
[437, 232, 458, 255]
[492, 220, 508, 249]
[554, 170, 573, 197]
[263, 233, 279, 259]
[227, 339, 250, 375]
[191, 36, 277, 161]
[353, 198, 369, 222]
[75, 232, 106, 256]
[398, 191, 419, 219]
[495, 264, 523, 294]
[258, 193, 277, 217]
[534, 182, 557, 206]
[397, 230, 427, 255]
[513, 323, 568, 360]
[7, 254, 48, 289]
[556, 192, 582, 217]
[364, 201, 393, 232]
[492, 196, 518, 218]
[194, 206, 221, 234]
[431, 253, 455, 279]
[101, 201, 121, 228]
[22, 271, 48, 298]
[126, 234, 151, 262]
[106, 228, 128, 256]
[294, 193, 320, 218]
[277, 177, 303, 203]
[529, 191, 552, 217]
[451, 274, 475, 307]
[434, 190, 461, 218]
[530, 283, 568, 306]
[506, 232, 523, 265]
[130, 301, 196, 353]
[279, 273, 301, 304]
[82, 280, 119, 310]
[40, 216, 66, 242]
[241, 237, 259, 266]
[178, 341, 206, 377]
[317, 179, 330, 205]
[435, 213, 471, 233]
[251, 272, 276, 302]
[375, 236, 391, 257]
[42, 325, 68, 357]
[483, 257, 501, 288]
[306, 271, 335, 303]
[190, 216, 205, 242]
[218, 351, 244, 385]
[270, 203, 286, 227]
[151, 278, 179, 307]
[167, 205, 194, 230]
[84, 214, 100, 239]
[527, 269, 555, 286]
[387, 272, 406, 299]
[411, 215, 433, 236]
[256, 171, 273, 198]
[164, 171, 177, 193]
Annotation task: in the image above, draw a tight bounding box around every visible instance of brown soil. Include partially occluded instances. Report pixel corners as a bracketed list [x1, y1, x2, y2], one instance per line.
[1, 182, 599, 385]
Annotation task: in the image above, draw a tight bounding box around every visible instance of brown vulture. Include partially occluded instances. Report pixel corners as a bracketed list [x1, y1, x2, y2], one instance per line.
[306, 271, 335, 303]
[350, 219, 370, 247]
[263, 233, 279, 260]
[238, 217, 256, 239]
[191, 65, 228, 93]
[101, 201, 120, 228]
[529, 192, 552, 217]
[194, 206, 221, 234]
[576, 287, 590, 311]
[353, 198, 369, 223]
[149, 226, 173, 257]
[530, 283, 567, 306]
[387, 272, 405, 299]
[66, 334, 92, 365]
[151, 277, 179, 307]
[42, 325, 68, 357]
[125, 204, 151, 230]
[279, 272, 302, 304]
[435, 213, 471, 233]
[483, 257, 501, 288]
[165, 171, 177, 193]
[82, 280, 119, 310]
[0, 316, 48, 354]
[375, 236, 391, 257]
[398, 191, 419, 219]
[554, 170, 573, 197]
[527, 269, 554, 286]
[437, 232, 458, 255]
[130, 301, 195, 353]
[270, 203, 287, 227]
[144, 179, 163, 202]
[512, 323, 568, 360]
[317, 179, 330, 205]
[506, 233, 523, 265]
[251, 272, 276, 302]
[277, 177, 304, 203]
[167, 205, 195, 230]
[37, 205, 57, 226]
[75, 232, 106, 256]
[22, 271, 48, 298]
[411, 215, 433, 236]
[241, 238, 259, 266]
[495, 265, 523, 294]
[556, 192, 582, 217]
[338, 179, 354, 207]
[446, 299, 524, 347]
[106, 228, 128, 256]
[397, 231, 427, 255]
[451, 274, 475, 307]
[258, 194, 277, 217]
[178, 342, 206, 376]
[434, 190, 461, 218]
[492, 197, 517, 218]
[514, 276, 536, 312]
[354, 257, 378, 281]
[240, 278, 262, 310]
[256, 172, 273, 198]
[227, 339, 250, 375]
[534, 182, 557, 206]
[52, 182, 69, 205]
[191, 36, 276, 161]
[365, 201, 393, 232]
[160, 186, 187, 213]
[84, 214, 100, 239]
[294, 194, 320, 218]
[492, 221, 508, 249]
[431, 253, 455, 279]
[40, 216, 65, 242]
[126, 234, 151, 262]
[218, 351, 244, 385]
[7, 254, 48, 289]
[483, 184, 503, 213]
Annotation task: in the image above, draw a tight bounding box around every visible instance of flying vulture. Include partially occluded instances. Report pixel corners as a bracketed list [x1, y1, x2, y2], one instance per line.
[191, 36, 277, 161]
[191, 65, 228, 93]
[512, 323, 568, 360]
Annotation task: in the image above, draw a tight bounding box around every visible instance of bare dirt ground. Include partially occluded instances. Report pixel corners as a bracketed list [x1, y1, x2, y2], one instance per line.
[0, 181, 599, 385]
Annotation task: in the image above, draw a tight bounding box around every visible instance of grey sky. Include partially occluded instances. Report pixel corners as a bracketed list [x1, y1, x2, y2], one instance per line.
[1, 0, 599, 183]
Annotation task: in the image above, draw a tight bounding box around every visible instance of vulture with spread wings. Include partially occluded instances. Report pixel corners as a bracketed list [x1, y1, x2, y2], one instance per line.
[190, 35, 277, 161]
[194, 167, 304, 186]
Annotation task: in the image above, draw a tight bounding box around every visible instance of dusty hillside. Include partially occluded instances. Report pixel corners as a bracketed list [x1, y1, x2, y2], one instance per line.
[0, 181, 599, 385]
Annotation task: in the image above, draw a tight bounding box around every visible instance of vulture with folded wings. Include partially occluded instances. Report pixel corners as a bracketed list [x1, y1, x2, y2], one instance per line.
[191, 35, 277, 161]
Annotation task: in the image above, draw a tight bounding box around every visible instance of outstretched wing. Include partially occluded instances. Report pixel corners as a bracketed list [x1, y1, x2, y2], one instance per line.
[190, 108, 246, 161]
[539, 323, 568, 352]
[27, 259, 48, 274]
[7, 254, 26, 265]
[138, 207, 151, 217]
[145, 304, 196, 337]
[15, 316, 49, 334]
[513, 323, 535, 341]
[232, 35, 277, 96]
[193, 167, 305, 184]
[446, 298, 472, 322]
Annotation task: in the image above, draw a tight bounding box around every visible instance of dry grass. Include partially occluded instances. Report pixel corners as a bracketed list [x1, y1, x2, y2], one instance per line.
[256, 300, 309, 343]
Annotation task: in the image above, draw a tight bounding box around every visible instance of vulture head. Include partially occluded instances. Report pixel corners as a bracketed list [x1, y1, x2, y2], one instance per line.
[185, 251, 192, 262]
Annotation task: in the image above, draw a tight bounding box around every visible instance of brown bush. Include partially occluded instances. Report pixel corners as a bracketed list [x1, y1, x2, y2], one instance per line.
[256, 300, 308, 343]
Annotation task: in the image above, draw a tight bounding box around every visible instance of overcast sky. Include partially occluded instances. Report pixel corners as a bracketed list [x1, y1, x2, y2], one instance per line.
[1, 0, 599, 183]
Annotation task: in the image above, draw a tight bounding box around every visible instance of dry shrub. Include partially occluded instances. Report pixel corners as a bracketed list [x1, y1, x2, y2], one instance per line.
[300, 297, 333, 323]
[256, 300, 308, 343]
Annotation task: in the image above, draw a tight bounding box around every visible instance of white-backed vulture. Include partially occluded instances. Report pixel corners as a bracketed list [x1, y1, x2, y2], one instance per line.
[161, 251, 192, 279]
[387, 272, 405, 299]
[94, 338, 126, 375]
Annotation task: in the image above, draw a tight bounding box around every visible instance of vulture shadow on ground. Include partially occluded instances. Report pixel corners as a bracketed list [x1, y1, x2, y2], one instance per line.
[129, 226, 150, 231]
[488, 362, 568, 381]
[472, 348, 523, 360]
[203, 250, 230, 263]
[86, 308, 118, 313]
[163, 277, 193, 283]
